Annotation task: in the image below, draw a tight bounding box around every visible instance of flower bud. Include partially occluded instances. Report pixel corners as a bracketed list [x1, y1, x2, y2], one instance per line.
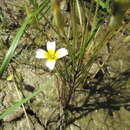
[109, 0, 130, 29]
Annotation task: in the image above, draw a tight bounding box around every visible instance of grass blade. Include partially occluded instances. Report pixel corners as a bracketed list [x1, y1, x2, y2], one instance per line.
[0, 0, 50, 77]
[0, 80, 51, 120]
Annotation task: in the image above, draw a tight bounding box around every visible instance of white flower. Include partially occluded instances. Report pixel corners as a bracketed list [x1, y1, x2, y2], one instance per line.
[36, 41, 68, 70]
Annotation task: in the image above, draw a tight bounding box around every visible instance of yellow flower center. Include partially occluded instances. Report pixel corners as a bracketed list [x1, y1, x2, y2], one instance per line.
[45, 49, 59, 61]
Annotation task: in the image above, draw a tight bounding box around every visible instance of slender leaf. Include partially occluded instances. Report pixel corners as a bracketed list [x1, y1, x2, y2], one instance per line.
[0, 80, 51, 119]
[0, 0, 50, 77]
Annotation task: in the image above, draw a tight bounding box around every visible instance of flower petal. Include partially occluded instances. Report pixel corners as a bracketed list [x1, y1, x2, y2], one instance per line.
[45, 60, 56, 70]
[55, 48, 68, 59]
[47, 41, 56, 51]
[36, 49, 47, 59]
